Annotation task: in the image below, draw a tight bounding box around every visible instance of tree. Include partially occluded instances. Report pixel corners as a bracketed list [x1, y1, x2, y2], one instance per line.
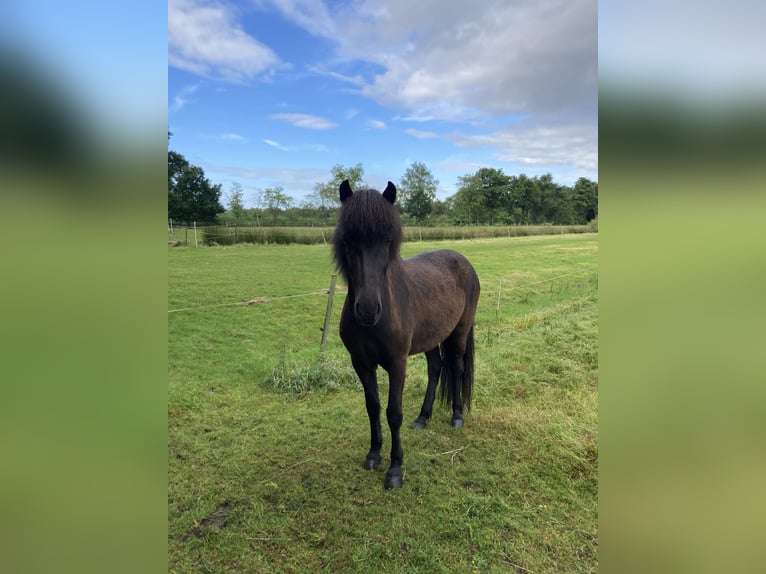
[227, 182, 245, 225]
[452, 167, 510, 225]
[314, 163, 367, 209]
[168, 150, 187, 194]
[507, 174, 538, 224]
[399, 161, 438, 223]
[572, 177, 598, 223]
[451, 175, 483, 225]
[548, 183, 576, 224]
[250, 188, 265, 226]
[534, 173, 554, 223]
[263, 186, 293, 224]
[168, 147, 225, 224]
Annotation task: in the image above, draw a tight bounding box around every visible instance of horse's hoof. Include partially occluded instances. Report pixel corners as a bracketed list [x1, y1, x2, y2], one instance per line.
[364, 453, 382, 470]
[410, 417, 427, 429]
[452, 417, 464, 428]
[384, 471, 403, 489]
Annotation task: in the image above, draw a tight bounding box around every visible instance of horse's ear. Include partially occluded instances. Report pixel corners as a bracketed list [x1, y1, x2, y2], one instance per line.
[383, 181, 396, 204]
[339, 179, 353, 202]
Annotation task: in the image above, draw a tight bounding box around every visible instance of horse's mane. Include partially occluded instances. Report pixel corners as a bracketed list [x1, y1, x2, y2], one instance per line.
[332, 188, 404, 280]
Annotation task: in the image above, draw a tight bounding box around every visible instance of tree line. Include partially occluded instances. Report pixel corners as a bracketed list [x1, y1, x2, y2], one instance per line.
[169, 140, 597, 227]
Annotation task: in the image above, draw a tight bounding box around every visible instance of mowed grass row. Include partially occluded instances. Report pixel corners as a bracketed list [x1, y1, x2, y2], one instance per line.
[169, 234, 598, 573]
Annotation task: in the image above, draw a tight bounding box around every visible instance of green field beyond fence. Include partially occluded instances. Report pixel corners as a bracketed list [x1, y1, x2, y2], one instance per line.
[169, 234, 598, 573]
[168, 224, 595, 246]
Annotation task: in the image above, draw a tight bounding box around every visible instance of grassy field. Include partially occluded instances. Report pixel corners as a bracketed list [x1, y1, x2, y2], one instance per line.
[169, 234, 598, 573]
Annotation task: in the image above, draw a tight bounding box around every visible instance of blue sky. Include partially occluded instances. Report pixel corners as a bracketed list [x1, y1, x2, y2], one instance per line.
[169, 0, 597, 206]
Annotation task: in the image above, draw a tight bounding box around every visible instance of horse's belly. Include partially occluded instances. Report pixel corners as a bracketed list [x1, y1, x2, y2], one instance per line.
[408, 305, 464, 355]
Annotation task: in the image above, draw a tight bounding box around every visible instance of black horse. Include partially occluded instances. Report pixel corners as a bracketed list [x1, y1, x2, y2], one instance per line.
[332, 180, 480, 489]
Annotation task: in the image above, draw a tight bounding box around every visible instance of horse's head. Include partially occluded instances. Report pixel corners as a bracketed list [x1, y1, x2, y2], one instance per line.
[332, 180, 403, 326]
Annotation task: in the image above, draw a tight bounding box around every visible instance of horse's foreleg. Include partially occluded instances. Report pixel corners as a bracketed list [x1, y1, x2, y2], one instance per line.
[384, 360, 407, 489]
[411, 347, 442, 429]
[354, 361, 382, 470]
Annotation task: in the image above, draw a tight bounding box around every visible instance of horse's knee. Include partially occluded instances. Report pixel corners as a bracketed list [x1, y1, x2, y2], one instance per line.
[386, 407, 403, 428]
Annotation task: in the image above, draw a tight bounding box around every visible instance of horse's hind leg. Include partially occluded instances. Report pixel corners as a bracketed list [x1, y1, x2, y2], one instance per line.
[411, 347, 442, 429]
[449, 351, 466, 428]
[442, 333, 469, 428]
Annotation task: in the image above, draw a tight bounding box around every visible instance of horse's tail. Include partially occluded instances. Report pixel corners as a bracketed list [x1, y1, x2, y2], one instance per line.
[462, 325, 475, 412]
[439, 325, 475, 412]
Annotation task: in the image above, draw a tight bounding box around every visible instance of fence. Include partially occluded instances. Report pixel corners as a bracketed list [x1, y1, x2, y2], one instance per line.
[168, 266, 597, 354]
[168, 220, 595, 247]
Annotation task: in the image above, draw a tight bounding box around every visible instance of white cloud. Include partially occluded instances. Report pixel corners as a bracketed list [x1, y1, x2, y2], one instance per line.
[263, 0, 596, 172]
[367, 119, 387, 130]
[264, 138, 289, 151]
[307, 65, 366, 87]
[436, 160, 488, 174]
[177, 1, 597, 181]
[169, 0, 281, 83]
[169, 83, 199, 113]
[264, 139, 329, 152]
[200, 161, 329, 200]
[404, 128, 438, 139]
[221, 133, 248, 142]
[259, 0, 336, 39]
[316, 0, 597, 121]
[447, 124, 597, 171]
[269, 113, 337, 130]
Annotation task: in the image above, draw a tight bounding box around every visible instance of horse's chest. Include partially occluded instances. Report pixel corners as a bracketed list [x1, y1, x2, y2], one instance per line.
[340, 314, 408, 363]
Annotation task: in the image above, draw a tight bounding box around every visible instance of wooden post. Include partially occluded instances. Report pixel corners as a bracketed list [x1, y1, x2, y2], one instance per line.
[495, 277, 502, 319]
[193, 221, 198, 248]
[320, 274, 337, 354]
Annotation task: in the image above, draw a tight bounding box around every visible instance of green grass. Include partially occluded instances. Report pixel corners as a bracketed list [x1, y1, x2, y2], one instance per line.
[169, 234, 598, 573]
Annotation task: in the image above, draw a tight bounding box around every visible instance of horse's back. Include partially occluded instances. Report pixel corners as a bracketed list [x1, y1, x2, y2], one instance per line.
[405, 249, 480, 296]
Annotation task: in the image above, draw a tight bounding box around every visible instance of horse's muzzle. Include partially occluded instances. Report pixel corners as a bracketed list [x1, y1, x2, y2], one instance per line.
[354, 298, 382, 326]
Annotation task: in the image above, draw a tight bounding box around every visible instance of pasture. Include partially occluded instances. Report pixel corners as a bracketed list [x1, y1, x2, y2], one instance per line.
[169, 233, 598, 573]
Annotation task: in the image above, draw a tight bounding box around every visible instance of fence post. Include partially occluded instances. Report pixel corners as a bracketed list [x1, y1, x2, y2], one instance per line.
[320, 274, 337, 354]
[495, 277, 502, 319]
[193, 221, 198, 248]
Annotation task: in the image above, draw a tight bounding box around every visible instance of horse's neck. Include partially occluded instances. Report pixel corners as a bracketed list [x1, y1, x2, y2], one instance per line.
[384, 257, 410, 296]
